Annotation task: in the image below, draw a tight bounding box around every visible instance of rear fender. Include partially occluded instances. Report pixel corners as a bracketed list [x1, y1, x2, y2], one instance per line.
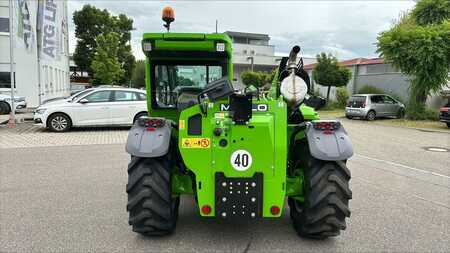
[305, 122, 353, 161]
[125, 121, 172, 157]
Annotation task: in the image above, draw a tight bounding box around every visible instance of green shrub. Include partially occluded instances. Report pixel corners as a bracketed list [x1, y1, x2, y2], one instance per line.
[321, 100, 341, 111]
[357, 85, 384, 94]
[406, 102, 439, 120]
[336, 87, 349, 108]
[241, 71, 273, 88]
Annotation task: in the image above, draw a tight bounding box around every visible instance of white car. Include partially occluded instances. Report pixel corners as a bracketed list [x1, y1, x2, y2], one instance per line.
[0, 93, 27, 114]
[34, 88, 148, 132]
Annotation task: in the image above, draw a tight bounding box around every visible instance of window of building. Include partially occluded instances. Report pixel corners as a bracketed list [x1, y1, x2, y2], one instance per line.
[366, 64, 398, 74]
[233, 37, 247, 44]
[0, 72, 11, 88]
[0, 17, 9, 33]
[249, 39, 267, 46]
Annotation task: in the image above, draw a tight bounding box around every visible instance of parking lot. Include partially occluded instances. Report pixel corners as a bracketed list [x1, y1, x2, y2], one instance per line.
[1, 119, 449, 252]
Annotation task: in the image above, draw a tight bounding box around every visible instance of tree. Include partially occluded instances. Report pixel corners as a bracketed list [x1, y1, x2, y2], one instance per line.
[312, 53, 352, 101]
[377, 0, 450, 112]
[73, 5, 135, 83]
[241, 70, 275, 89]
[411, 0, 450, 26]
[131, 60, 146, 88]
[91, 32, 124, 85]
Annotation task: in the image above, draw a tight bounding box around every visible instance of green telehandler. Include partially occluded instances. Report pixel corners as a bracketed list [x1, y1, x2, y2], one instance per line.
[125, 7, 353, 239]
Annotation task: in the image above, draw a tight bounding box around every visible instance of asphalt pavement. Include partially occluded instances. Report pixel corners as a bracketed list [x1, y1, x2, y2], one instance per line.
[0, 119, 449, 252]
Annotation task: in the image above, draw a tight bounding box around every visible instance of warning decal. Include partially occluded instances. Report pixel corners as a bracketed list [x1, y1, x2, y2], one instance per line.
[179, 120, 185, 130]
[181, 138, 211, 149]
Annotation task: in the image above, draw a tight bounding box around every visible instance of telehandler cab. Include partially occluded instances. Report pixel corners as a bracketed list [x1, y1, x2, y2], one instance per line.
[125, 7, 353, 239]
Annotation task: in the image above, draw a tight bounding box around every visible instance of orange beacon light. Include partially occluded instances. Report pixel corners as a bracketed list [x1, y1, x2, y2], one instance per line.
[162, 7, 175, 32]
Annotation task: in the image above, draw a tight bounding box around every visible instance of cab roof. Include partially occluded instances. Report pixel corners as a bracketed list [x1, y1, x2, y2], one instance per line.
[143, 32, 232, 43]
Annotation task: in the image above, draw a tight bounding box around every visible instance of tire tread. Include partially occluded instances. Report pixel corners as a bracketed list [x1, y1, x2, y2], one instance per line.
[127, 156, 178, 236]
[290, 158, 352, 239]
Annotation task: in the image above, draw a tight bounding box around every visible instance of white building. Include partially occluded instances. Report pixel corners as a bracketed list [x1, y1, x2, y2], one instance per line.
[225, 31, 316, 86]
[0, 0, 70, 108]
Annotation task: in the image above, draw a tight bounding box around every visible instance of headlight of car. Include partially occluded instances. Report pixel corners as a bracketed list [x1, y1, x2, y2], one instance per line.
[35, 108, 46, 114]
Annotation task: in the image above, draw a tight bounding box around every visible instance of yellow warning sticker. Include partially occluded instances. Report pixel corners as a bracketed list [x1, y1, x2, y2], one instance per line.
[179, 120, 185, 130]
[214, 112, 225, 119]
[182, 138, 211, 149]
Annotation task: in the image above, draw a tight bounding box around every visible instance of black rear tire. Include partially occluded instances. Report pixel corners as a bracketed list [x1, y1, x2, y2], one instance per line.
[345, 115, 353, 119]
[0, 101, 11, 115]
[366, 110, 376, 121]
[289, 158, 352, 239]
[446, 122, 450, 128]
[126, 156, 179, 236]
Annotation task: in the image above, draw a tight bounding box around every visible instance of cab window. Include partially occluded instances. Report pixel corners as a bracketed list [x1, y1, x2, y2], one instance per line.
[153, 64, 225, 108]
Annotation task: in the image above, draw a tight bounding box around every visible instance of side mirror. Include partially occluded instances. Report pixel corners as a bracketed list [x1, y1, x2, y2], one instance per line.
[79, 99, 89, 104]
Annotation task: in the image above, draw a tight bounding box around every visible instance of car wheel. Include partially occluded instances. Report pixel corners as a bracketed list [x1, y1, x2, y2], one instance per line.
[133, 112, 148, 124]
[397, 108, 405, 119]
[0, 101, 11, 115]
[345, 115, 353, 119]
[366, 110, 376, 121]
[447, 122, 450, 128]
[48, 113, 72, 132]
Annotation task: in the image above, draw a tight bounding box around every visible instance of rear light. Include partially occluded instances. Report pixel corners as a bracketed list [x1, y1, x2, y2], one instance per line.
[270, 205, 280, 215]
[138, 117, 165, 128]
[201, 205, 212, 215]
[440, 107, 449, 112]
[312, 121, 341, 131]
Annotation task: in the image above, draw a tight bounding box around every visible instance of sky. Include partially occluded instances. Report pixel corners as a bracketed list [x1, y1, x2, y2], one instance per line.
[67, 0, 416, 60]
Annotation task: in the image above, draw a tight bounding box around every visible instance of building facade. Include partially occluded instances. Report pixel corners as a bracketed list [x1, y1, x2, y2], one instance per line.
[225, 31, 315, 88]
[304, 58, 449, 108]
[0, 0, 70, 108]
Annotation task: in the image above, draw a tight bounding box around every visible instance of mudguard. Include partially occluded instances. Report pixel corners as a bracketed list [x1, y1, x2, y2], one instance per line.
[305, 122, 353, 161]
[125, 121, 172, 158]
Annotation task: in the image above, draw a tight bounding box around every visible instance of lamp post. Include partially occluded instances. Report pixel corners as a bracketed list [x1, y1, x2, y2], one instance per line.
[8, 0, 15, 124]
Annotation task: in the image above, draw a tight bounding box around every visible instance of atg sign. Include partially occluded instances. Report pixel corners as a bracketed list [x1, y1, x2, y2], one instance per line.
[40, 0, 60, 59]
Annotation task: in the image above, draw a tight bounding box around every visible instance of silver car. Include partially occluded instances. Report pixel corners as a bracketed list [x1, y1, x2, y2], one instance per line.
[345, 94, 405, 120]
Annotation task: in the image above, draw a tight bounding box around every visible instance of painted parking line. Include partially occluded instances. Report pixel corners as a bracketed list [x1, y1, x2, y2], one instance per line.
[355, 153, 450, 179]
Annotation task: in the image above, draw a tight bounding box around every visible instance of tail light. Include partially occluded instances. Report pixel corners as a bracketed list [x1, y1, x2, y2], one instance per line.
[440, 107, 449, 112]
[201, 205, 212, 215]
[138, 117, 165, 128]
[270, 205, 280, 215]
[312, 121, 341, 131]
